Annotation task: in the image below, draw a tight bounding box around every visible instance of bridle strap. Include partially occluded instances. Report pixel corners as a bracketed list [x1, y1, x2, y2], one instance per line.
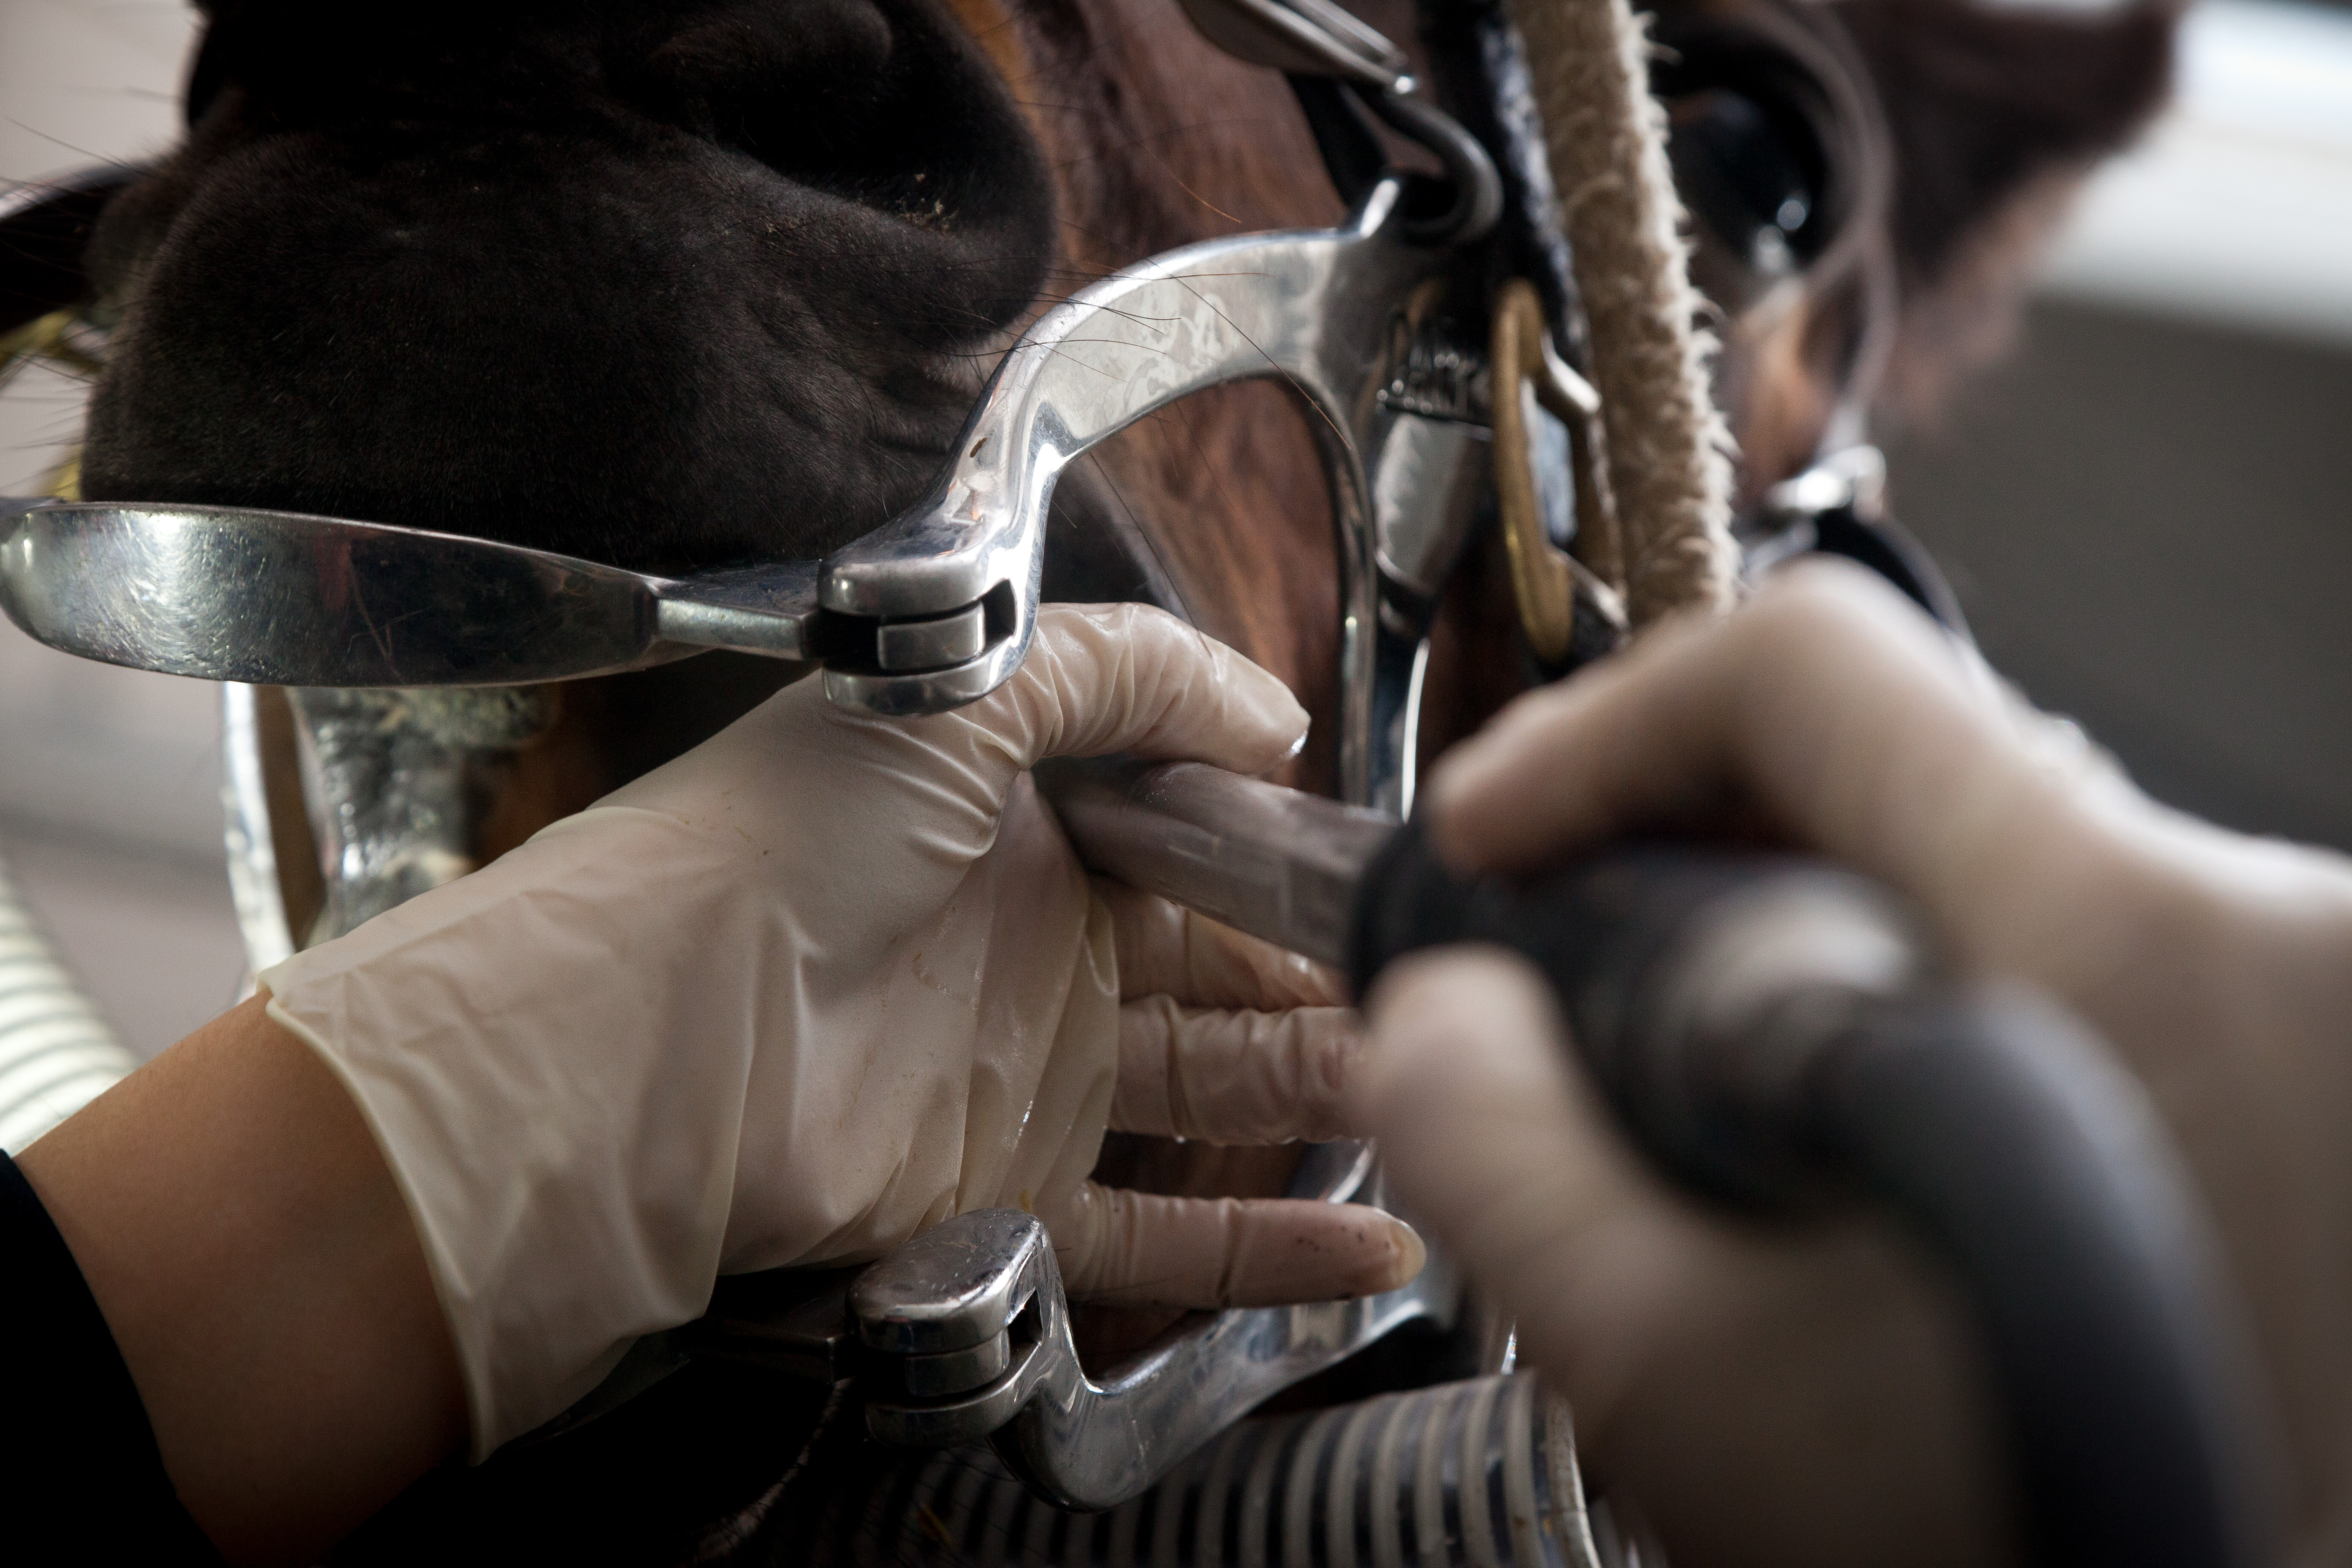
[1505, 0, 1741, 628]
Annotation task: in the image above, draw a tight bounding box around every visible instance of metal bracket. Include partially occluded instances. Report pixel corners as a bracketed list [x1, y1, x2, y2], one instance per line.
[1742, 444, 1971, 637]
[854, 1202, 1460, 1512]
[0, 499, 820, 687]
[1173, 0, 1413, 93]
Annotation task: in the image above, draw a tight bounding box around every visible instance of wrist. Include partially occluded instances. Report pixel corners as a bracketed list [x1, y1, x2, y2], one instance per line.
[1917, 744, 2156, 1007]
[18, 996, 464, 1562]
[259, 808, 749, 1455]
[2073, 796, 2352, 1078]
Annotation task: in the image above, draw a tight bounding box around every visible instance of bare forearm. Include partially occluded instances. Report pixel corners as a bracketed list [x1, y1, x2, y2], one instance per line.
[17, 993, 463, 1565]
[2059, 821, 2352, 1539]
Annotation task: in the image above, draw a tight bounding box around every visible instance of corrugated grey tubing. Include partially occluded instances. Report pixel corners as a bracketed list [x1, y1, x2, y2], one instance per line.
[768, 1374, 1600, 1568]
[0, 851, 135, 1152]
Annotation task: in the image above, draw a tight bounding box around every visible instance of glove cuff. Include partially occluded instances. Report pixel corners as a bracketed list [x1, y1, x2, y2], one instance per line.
[258, 809, 749, 1457]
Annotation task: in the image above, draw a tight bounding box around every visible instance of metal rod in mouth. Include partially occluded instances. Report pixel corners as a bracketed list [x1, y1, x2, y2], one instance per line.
[1032, 756, 1393, 968]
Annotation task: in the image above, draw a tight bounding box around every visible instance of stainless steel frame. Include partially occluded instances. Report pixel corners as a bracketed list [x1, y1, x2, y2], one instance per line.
[2, 175, 1487, 807]
[0, 499, 815, 686]
[220, 683, 298, 975]
[853, 1185, 1462, 1511]
[0, 49, 1522, 1507]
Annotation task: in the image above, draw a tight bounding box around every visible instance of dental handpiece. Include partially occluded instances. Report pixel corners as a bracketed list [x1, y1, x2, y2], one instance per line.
[1034, 755, 2271, 1568]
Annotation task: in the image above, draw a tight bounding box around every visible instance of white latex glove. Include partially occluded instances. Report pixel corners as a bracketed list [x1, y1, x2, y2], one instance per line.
[260, 604, 1421, 1456]
[1350, 561, 2352, 1568]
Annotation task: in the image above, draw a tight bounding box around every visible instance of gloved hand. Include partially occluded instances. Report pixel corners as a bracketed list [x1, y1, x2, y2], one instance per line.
[260, 604, 1421, 1456]
[1350, 561, 2352, 1568]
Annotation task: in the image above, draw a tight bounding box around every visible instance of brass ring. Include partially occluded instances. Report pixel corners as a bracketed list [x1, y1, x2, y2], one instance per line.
[1489, 281, 1623, 668]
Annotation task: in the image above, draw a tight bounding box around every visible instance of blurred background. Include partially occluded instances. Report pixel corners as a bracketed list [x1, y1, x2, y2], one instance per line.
[1893, 0, 2352, 857]
[2, 0, 2348, 1055]
[1, 1, 244, 1061]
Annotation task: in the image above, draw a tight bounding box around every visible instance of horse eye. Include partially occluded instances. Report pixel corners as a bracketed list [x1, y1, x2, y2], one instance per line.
[1666, 87, 1828, 281]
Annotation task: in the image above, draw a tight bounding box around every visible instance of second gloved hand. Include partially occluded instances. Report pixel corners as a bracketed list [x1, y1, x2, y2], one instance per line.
[1351, 562, 2352, 1568]
[259, 605, 1421, 1455]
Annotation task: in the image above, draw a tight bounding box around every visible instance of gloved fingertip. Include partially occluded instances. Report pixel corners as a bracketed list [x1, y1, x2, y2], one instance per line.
[1140, 610, 1308, 774]
[1320, 1015, 1367, 1100]
[1192, 639, 1311, 776]
[1032, 604, 1309, 774]
[1375, 1213, 1428, 1292]
[1292, 1209, 1425, 1302]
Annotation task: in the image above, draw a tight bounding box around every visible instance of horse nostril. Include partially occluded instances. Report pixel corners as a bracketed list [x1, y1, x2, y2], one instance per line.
[77, 0, 1057, 578]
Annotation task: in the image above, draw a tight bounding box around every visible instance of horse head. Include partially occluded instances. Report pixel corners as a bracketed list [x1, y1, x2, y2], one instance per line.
[2, 0, 2182, 1555]
[67, 0, 2174, 773]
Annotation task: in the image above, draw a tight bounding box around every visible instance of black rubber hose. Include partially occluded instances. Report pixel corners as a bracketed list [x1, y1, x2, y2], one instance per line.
[1350, 827, 2272, 1568]
[1823, 990, 2267, 1568]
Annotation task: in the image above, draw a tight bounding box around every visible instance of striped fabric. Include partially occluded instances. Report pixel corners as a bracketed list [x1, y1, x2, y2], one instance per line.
[0, 852, 136, 1154]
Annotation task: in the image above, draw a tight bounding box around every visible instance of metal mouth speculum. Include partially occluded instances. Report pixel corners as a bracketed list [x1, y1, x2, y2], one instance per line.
[0, 178, 1529, 1504]
[2, 172, 1492, 811]
[0, 0, 1565, 1506]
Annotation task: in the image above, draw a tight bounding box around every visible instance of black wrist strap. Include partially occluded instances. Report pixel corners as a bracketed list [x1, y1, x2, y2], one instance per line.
[0, 1149, 227, 1563]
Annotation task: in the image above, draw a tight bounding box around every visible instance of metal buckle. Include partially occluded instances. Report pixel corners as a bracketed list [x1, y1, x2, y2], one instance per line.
[1489, 279, 1627, 670]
